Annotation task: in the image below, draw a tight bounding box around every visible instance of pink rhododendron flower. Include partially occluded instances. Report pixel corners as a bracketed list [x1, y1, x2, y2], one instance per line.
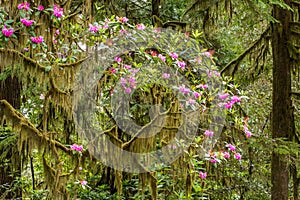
[194, 57, 202, 64]
[244, 124, 252, 138]
[117, 16, 128, 23]
[209, 159, 217, 163]
[204, 130, 214, 137]
[224, 101, 233, 109]
[23, 47, 29, 51]
[2, 26, 14, 37]
[110, 68, 116, 74]
[18, 2, 30, 11]
[162, 73, 170, 79]
[179, 86, 190, 95]
[55, 29, 60, 36]
[234, 153, 242, 160]
[136, 23, 145, 30]
[89, 24, 99, 33]
[186, 98, 196, 105]
[224, 151, 230, 159]
[199, 171, 207, 179]
[197, 84, 208, 89]
[169, 52, 178, 59]
[219, 93, 229, 100]
[128, 77, 136, 88]
[231, 95, 241, 103]
[121, 77, 127, 87]
[103, 24, 109, 29]
[158, 54, 166, 62]
[30, 36, 43, 44]
[214, 71, 220, 76]
[175, 60, 186, 69]
[53, 5, 63, 18]
[124, 64, 131, 69]
[206, 69, 212, 77]
[20, 18, 34, 27]
[125, 87, 131, 93]
[71, 144, 83, 151]
[114, 56, 122, 63]
[37, 5, 44, 11]
[154, 28, 161, 33]
[193, 91, 201, 98]
[227, 144, 236, 151]
[201, 51, 212, 57]
[119, 29, 127, 34]
[80, 180, 88, 186]
[168, 145, 177, 150]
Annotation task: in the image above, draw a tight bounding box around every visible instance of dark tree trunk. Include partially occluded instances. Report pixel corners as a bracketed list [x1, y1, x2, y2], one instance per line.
[271, 1, 292, 200]
[152, 0, 160, 17]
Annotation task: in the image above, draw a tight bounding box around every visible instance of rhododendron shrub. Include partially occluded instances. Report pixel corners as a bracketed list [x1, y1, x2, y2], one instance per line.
[0, 2, 252, 199]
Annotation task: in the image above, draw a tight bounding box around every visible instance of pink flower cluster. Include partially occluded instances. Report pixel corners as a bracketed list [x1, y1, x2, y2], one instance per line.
[80, 180, 88, 186]
[179, 85, 190, 95]
[197, 84, 208, 89]
[53, 5, 63, 18]
[204, 130, 214, 137]
[2, 26, 14, 37]
[114, 56, 122, 63]
[162, 73, 170, 79]
[219, 93, 229, 100]
[226, 144, 242, 160]
[18, 2, 30, 11]
[30, 36, 43, 44]
[193, 91, 201, 98]
[20, 18, 34, 27]
[38, 5, 44, 11]
[199, 171, 207, 179]
[175, 60, 186, 69]
[117, 16, 129, 23]
[136, 23, 145, 30]
[71, 144, 83, 151]
[206, 69, 220, 77]
[169, 52, 178, 59]
[89, 24, 100, 33]
[224, 95, 241, 109]
[243, 118, 252, 138]
[158, 54, 166, 62]
[206, 147, 240, 163]
[121, 76, 136, 93]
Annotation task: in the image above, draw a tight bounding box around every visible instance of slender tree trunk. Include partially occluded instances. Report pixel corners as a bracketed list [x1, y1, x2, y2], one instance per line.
[152, 0, 160, 17]
[271, 1, 292, 200]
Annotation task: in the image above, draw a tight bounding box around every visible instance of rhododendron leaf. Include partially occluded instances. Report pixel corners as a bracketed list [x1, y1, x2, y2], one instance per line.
[5, 20, 14, 24]
[45, 66, 51, 72]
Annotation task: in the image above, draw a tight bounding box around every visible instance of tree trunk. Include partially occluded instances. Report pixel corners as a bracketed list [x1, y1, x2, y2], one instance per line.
[271, 2, 292, 200]
[152, 0, 160, 17]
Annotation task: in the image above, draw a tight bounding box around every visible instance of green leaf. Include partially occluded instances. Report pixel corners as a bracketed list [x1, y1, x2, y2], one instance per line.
[4, 19, 14, 24]
[45, 66, 52, 72]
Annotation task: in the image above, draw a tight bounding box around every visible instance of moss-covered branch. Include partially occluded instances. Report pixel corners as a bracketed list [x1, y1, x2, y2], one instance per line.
[221, 26, 271, 76]
[0, 100, 71, 154]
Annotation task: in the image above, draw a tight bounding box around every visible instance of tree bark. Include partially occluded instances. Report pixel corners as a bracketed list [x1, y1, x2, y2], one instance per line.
[271, 1, 292, 200]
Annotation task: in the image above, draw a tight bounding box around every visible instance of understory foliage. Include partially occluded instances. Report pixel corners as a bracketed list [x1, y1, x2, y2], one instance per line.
[0, 0, 299, 200]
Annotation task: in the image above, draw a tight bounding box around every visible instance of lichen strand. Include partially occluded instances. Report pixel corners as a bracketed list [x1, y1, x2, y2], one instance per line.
[0, 100, 85, 199]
